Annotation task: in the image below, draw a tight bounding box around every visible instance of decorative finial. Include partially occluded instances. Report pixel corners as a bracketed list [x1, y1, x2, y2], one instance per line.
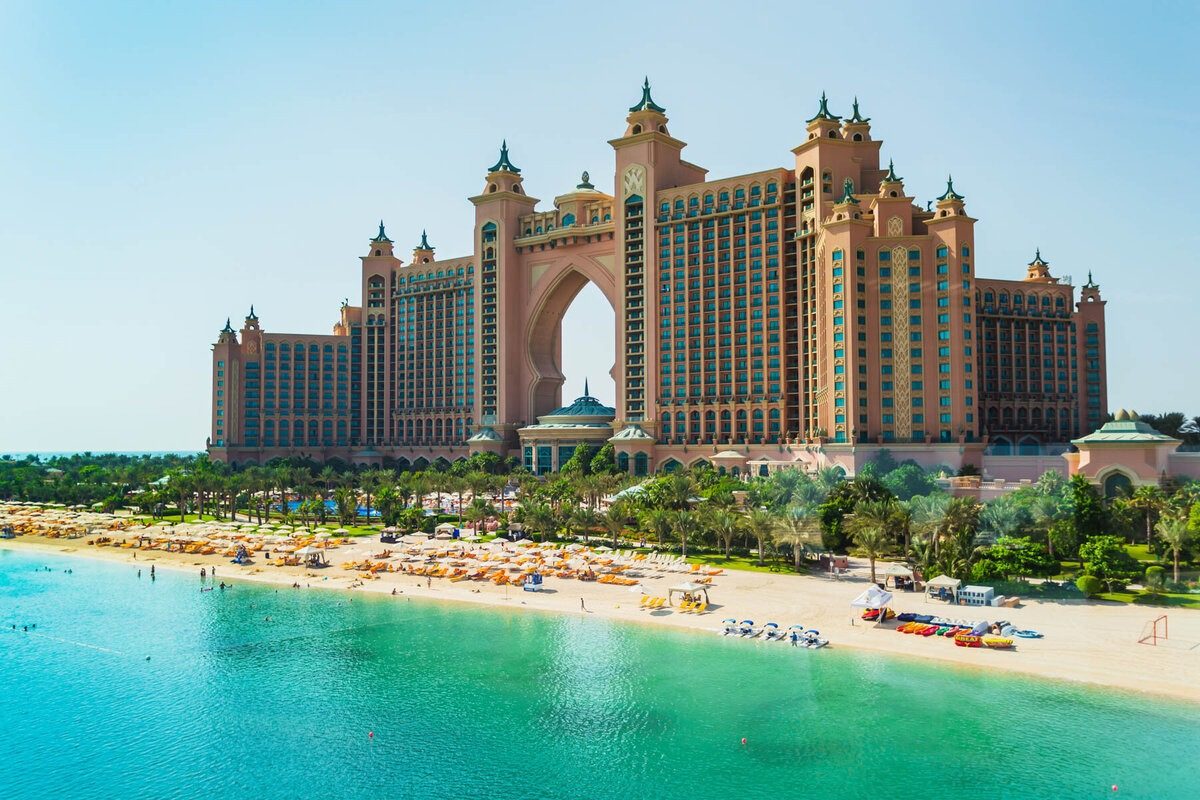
[629, 77, 666, 114]
[883, 159, 902, 183]
[847, 96, 869, 124]
[937, 174, 965, 202]
[806, 91, 841, 123]
[371, 220, 392, 243]
[222, 317, 233, 333]
[577, 170, 594, 190]
[418, 229, 432, 250]
[487, 140, 521, 174]
[247, 304, 257, 319]
[838, 177, 859, 205]
[584, 378, 590, 397]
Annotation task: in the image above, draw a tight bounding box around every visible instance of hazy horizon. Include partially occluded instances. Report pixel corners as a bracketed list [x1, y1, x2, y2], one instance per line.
[2, 1, 1197, 451]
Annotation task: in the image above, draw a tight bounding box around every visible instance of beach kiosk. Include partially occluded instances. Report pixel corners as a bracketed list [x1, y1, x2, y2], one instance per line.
[924, 575, 961, 603]
[959, 585, 996, 606]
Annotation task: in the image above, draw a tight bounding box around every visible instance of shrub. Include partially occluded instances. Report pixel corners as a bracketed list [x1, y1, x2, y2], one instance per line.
[1076, 574, 1103, 598]
[1144, 565, 1166, 592]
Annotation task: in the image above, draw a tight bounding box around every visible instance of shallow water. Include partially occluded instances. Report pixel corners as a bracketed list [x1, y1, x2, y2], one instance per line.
[1, 548, 1196, 800]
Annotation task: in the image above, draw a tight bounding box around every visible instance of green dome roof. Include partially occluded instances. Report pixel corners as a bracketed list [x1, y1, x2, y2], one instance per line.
[546, 392, 615, 418]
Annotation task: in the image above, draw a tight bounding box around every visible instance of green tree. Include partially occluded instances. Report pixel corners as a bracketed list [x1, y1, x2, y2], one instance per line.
[707, 509, 743, 558]
[588, 442, 619, 475]
[638, 508, 673, 547]
[1066, 474, 1108, 540]
[744, 508, 777, 566]
[844, 499, 895, 584]
[332, 487, 357, 526]
[1075, 574, 1103, 598]
[774, 503, 821, 571]
[1157, 513, 1193, 584]
[882, 463, 938, 501]
[1078, 535, 1141, 590]
[601, 500, 634, 547]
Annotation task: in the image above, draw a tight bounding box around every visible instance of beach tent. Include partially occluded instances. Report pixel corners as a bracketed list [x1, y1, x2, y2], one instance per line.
[668, 581, 709, 605]
[924, 575, 962, 603]
[880, 561, 915, 589]
[850, 585, 894, 610]
[294, 545, 327, 566]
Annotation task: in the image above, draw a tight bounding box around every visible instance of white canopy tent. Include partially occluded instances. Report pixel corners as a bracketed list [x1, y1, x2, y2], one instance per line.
[924, 574, 962, 603]
[850, 585, 895, 610]
[668, 581, 709, 605]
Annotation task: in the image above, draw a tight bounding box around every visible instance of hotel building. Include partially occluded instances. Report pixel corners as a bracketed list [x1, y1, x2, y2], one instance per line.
[208, 83, 1108, 477]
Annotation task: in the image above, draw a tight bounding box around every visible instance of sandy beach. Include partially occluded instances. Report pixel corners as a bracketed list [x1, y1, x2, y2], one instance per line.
[4, 531, 1197, 704]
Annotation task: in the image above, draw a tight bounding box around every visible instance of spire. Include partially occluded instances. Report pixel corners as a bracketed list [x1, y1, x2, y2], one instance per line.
[629, 77, 666, 113]
[1029, 248, 1048, 267]
[371, 220, 392, 243]
[837, 177, 859, 205]
[806, 91, 840, 123]
[1085, 270, 1098, 289]
[247, 305, 257, 320]
[576, 170, 595, 190]
[937, 175, 965, 202]
[584, 378, 590, 397]
[846, 97, 869, 124]
[222, 317, 233, 333]
[417, 229, 433, 250]
[487, 139, 520, 173]
[882, 159, 902, 183]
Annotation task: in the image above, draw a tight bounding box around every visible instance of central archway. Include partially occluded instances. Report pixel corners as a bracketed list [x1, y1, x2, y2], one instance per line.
[524, 258, 618, 420]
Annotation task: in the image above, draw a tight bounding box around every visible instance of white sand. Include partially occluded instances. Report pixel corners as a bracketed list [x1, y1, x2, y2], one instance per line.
[4, 535, 1197, 703]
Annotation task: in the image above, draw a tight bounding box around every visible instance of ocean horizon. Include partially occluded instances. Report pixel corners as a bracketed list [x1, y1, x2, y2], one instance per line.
[1, 451, 202, 461]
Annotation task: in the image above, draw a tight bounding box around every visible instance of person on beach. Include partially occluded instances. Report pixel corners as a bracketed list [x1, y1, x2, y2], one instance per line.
[580, 598, 586, 611]
[200, 568, 206, 579]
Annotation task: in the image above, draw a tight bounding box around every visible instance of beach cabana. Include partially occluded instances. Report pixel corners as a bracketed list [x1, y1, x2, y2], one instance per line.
[668, 582, 709, 606]
[880, 562, 915, 590]
[295, 545, 327, 567]
[924, 574, 961, 603]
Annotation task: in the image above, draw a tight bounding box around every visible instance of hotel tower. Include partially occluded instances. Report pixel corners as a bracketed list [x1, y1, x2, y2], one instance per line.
[208, 83, 1108, 476]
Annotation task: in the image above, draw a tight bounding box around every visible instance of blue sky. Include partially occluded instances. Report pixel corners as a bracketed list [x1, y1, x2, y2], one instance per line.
[1, 1, 1197, 451]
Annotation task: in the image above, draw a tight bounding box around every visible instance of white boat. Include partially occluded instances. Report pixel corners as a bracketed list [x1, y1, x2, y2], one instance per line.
[761, 622, 782, 641]
[720, 618, 740, 636]
[802, 629, 829, 649]
[738, 620, 760, 638]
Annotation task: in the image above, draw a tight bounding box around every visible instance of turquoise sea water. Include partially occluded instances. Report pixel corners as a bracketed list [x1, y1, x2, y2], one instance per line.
[1, 549, 1197, 800]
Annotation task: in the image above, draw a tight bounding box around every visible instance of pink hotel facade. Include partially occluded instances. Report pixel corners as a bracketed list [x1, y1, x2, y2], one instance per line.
[208, 84, 1110, 478]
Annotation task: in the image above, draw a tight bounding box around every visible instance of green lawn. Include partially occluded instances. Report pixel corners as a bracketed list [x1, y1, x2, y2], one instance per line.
[684, 551, 798, 575]
[1096, 590, 1200, 610]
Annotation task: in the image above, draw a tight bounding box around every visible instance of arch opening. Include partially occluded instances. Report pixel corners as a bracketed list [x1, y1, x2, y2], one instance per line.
[528, 266, 616, 418]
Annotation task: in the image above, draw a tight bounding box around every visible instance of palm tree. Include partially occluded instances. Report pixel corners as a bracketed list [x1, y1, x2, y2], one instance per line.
[744, 508, 776, 566]
[332, 487, 356, 526]
[1155, 515, 1192, 584]
[522, 502, 557, 542]
[775, 502, 821, 571]
[979, 499, 1023, 546]
[602, 500, 633, 547]
[667, 509, 695, 556]
[707, 509, 743, 557]
[464, 497, 493, 535]
[845, 499, 897, 584]
[638, 508, 673, 547]
[1129, 485, 1167, 547]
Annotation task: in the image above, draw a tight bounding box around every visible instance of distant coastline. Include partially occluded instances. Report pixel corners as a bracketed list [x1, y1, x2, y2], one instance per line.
[1, 451, 202, 460]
